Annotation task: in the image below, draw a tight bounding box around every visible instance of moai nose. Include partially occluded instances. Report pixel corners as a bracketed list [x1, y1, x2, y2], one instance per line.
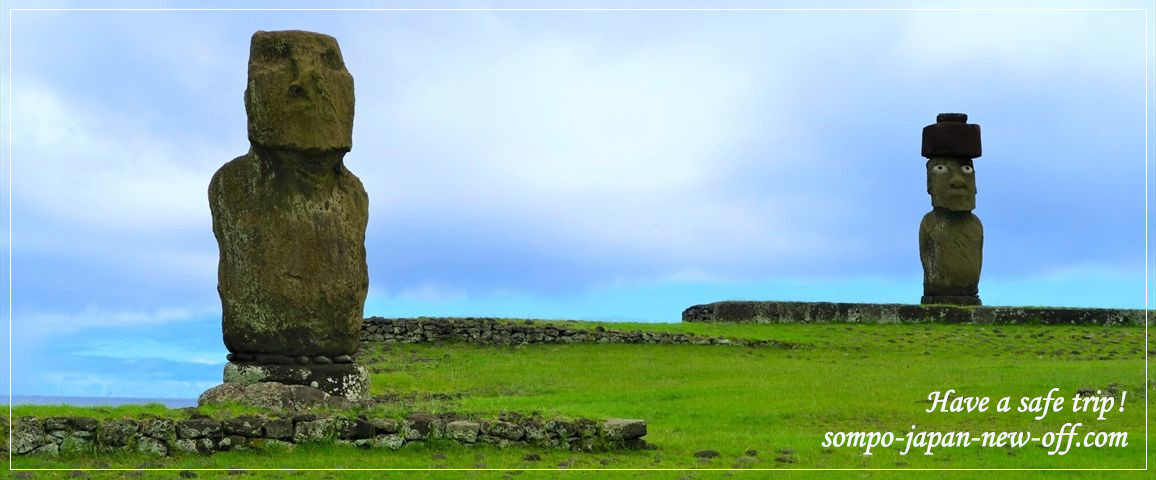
[288, 82, 307, 99]
[289, 58, 327, 99]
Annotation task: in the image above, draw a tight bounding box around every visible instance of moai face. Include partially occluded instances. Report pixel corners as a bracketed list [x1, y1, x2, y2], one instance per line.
[927, 157, 977, 212]
[245, 30, 354, 153]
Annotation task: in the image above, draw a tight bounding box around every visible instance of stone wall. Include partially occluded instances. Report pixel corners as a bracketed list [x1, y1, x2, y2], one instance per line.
[361, 317, 799, 348]
[683, 301, 1147, 326]
[3, 412, 648, 457]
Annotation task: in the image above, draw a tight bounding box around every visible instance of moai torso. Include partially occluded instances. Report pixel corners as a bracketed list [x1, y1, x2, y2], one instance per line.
[919, 208, 982, 297]
[919, 113, 983, 306]
[209, 30, 368, 358]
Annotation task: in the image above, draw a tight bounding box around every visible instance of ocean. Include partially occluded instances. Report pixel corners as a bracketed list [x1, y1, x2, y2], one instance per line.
[5, 395, 197, 408]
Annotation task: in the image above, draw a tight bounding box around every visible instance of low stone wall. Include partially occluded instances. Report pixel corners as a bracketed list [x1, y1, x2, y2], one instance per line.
[361, 317, 797, 347]
[3, 412, 648, 457]
[682, 301, 1147, 326]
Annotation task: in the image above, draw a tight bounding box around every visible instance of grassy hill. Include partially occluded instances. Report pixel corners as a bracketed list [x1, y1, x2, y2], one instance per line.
[9, 321, 1153, 479]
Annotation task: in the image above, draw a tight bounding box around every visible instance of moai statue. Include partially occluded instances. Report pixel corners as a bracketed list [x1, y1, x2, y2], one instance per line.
[919, 113, 983, 306]
[208, 30, 369, 399]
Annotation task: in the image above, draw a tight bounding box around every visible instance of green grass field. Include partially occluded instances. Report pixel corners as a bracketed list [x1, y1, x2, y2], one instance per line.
[8, 321, 1154, 479]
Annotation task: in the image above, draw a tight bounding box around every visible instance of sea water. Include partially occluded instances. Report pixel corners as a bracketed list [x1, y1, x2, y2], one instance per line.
[4, 395, 196, 408]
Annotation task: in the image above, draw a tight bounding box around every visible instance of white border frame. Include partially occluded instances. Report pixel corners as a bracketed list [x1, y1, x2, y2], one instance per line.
[4, 5, 1151, 476]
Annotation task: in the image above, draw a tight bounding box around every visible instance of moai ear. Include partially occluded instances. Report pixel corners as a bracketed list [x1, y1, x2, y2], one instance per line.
[925, 159, 934, 195]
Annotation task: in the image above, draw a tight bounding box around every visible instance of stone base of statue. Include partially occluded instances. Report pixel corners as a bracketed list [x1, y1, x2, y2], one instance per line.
[921, 295, 981, 306]
[223, 362, 369, 400]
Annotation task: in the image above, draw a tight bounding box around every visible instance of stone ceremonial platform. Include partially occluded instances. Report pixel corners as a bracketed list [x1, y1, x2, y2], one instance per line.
[682, 301, 1146, 326]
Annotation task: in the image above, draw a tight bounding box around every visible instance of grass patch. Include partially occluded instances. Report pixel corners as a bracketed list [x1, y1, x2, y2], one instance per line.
[9, 322, 1152, 478]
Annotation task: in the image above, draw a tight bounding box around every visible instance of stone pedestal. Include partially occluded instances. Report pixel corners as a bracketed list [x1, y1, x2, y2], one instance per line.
[223, 362, 369, 401]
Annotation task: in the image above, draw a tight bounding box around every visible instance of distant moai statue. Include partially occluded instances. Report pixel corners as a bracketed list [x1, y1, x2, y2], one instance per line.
[919, 113, 983, 306]
[208, 30, 369, 399]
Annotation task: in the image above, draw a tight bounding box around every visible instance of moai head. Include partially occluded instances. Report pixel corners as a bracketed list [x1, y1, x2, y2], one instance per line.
[922, 113, 981, 212]
[245, 30, 354, 153]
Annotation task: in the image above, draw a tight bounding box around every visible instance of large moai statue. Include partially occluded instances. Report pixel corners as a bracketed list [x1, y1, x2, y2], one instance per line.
[919, 113, 983, 306]
[208, 30, 369, 399]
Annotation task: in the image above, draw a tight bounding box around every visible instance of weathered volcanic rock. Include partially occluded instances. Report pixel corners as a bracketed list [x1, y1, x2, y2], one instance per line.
[602, 419, 647, 441]
[221, 363, 368, 400]
[11, 417, 47, 455]
[245, 31, 354, 152]
[98, 419, 141, 448]
[922, 112, 981, 159]
[445, 421, 481, 443]
[919, 113, 984, 306]
[209, 30, 368, 358]
[919, 209, 982, 304]
[198, 381, 341, 411]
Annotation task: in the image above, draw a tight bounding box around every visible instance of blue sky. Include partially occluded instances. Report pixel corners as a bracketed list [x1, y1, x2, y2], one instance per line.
[1, 0, 1153, 398]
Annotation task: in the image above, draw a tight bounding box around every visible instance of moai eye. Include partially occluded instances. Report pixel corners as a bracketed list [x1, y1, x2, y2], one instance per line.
[321, 49, 344, 69]
[931, 164, 949, 174]
[961, 165, 974, 174]
[256, 41, 291, 64]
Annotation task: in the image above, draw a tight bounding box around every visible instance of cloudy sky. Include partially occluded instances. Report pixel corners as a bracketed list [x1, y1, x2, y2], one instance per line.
[2, 0, 1152, 399]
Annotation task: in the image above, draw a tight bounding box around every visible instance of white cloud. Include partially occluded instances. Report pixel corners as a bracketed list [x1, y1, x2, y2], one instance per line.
[5, 9, 1145, 299]
[388, 33, 759, 197]
[73, 338, 224, 366]
[33, 373, 218, 399]
[1021, 262, 1144, 282]
[891, 9, 1143, 81]
[12, 83, 232, 231]
[395, 282, 469, 302]
[346, 14, 856, 273]
[15, 305, 214, 335]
